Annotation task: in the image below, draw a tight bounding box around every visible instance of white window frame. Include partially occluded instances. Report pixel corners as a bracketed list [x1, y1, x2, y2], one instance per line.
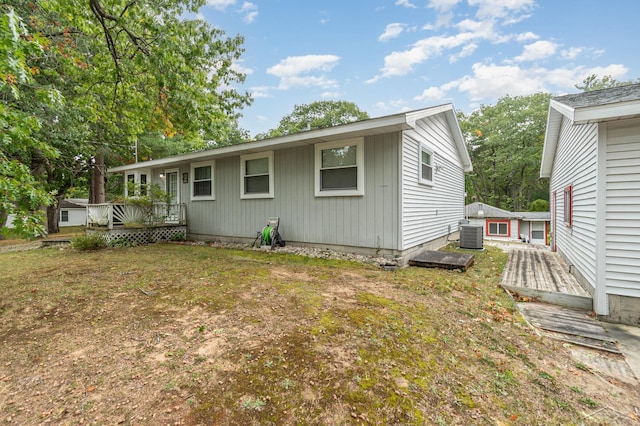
[418, 144, 434, 186]
[315, 138, 365, 197]
[190, 160, 215, 201]
[240, 151, 274, 199]
[60, 210, 69, 222]
[124, 169, 150, 197]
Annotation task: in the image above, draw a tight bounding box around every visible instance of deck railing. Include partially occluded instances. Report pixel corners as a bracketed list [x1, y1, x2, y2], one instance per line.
[86, 202, 186, 229]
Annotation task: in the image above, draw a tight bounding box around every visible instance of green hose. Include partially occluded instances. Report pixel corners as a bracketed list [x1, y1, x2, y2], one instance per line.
[262, 226, 272, 244]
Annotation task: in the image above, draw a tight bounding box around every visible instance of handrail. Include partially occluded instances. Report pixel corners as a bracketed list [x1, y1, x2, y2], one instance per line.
[86, 202, 186, 228]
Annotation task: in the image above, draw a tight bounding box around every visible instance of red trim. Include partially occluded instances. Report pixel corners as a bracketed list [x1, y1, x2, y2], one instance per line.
[563, 185, 573, 226]
[485, 219, 511, 237]
[552, 191, 557, 252]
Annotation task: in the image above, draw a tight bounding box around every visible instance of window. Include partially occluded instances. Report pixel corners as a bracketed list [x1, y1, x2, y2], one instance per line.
[241, 152, 274, 199]
[124, 170, 150, 197]
[419, 145, 434, 185]
[564, 185, 573, 226]
[190, 161, 215, 201]
[60, 210, 69, 222]
[486, 220, 510, 237]
[315, 138, 364, 197]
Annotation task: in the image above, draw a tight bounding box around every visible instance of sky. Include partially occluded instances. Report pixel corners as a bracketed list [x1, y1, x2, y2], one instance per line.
[197, 0, 640, 137]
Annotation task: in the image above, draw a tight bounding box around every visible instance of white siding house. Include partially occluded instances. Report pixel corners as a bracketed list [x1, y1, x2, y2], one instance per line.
[541, 83, 640, 325]
[109, 105, 472, 264]
[464, 202, 550, 245]
[5, 198, 87, 229]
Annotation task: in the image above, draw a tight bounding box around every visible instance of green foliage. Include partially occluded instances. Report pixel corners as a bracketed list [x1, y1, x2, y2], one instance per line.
[71, 233, 107, 251]
[529, 199, 549, 212]
[256, 100, 369, 139]
[459, 93, 551, 211]
[575, 74, 640, 92]
[1, 5, 60, 238]
[108, 237, 138, 248]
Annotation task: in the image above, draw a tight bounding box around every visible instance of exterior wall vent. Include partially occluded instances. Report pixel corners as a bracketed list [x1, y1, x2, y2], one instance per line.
[460, 225, 483, 249]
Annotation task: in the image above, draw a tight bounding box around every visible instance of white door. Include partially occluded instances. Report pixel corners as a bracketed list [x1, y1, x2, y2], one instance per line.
[530, 221, 545, 245]
[165, 169, 179, 221]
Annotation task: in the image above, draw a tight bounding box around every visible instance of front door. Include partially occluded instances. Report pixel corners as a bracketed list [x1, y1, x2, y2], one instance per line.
[165, 169, 179, 222]
[530, 221, 545, 245]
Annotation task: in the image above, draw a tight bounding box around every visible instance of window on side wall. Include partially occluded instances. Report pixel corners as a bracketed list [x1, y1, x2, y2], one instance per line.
[241, 151, 274, 199]
[419, 145, 434, 185]
[190, 160, 215, 201]
[486, 220, 509, 236]
[60, 210, 69, 222]
[315, 138, 364, 197]
[564, 185, 572, 226]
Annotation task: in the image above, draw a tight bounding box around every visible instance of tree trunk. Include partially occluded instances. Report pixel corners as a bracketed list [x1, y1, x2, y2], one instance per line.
[47, 196, 62, 234]
[90, 153, 106, 204]
[0, 208, 7, 240]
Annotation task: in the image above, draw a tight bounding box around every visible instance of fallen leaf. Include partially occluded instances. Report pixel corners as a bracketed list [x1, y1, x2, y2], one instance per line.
[86, 385, 96, 393]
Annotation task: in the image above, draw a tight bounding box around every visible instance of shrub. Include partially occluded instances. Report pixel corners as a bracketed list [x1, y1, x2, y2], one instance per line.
[109, 237, 138, 248]
[71, 234, 108, 251]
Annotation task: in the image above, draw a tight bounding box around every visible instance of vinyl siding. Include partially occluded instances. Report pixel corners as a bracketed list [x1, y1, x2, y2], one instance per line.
[550, 118, 598, 291]
[185, 133, 400, 251]
[401, 114, 465, 250]
[605, 118, 640, 298]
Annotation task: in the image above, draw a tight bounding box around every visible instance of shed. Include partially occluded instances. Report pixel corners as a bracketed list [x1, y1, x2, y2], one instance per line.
[109, 104, 473, 264]
[541, 83, 640, 325]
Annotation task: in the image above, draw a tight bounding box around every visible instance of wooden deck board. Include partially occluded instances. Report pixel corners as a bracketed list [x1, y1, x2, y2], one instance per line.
[409, 251, 474, 272]
[517, 302, 620, 353]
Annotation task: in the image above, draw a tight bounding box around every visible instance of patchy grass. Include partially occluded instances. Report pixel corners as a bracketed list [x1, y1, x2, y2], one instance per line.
[0, 243, 638, 425]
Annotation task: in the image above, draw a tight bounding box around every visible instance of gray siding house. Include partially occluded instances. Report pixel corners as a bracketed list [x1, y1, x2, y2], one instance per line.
[110, 104, 472, 264]
[465, 202, 550, 245]
[541, 83, 640, 325]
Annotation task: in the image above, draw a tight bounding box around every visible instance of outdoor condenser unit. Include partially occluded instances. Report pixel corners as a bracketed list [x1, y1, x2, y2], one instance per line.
[460, 225, 483, 249]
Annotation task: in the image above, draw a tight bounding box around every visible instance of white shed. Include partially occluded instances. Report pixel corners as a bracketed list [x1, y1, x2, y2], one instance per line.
[541, 83, 640, 325]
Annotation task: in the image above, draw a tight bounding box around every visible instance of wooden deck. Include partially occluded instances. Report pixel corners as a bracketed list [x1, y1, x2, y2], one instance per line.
[409, 251, 474, 272]
[501, 249, 592, 310]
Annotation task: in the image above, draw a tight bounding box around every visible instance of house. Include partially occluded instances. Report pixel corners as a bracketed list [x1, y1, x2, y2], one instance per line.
[5, 198, 88, 229]
[465, 202, 550, 245]
[109, 104, 473, 264]
[541, 83, 640, 325]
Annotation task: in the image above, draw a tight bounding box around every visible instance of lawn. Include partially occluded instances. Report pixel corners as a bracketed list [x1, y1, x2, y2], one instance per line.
[1, 243, 638, 425]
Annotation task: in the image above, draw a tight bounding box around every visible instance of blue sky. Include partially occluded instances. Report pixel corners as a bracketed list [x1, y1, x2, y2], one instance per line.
[198, 0, 640, 137]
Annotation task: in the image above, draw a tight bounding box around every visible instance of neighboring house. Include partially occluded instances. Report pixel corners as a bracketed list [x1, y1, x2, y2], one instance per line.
[541, 83, 640, 325]
[109, 104, 473, 264]
[465, 202, 550, 245]
[58, 198, 88, 227]
[5, 198, 88, 229]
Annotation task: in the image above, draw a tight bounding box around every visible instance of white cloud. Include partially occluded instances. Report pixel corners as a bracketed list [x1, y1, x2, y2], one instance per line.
[395, 0, 417, 8]
[428, 0, 462, 12]
[207, 0, 236, 10]
[515, 40, 558, 62]
[379, 23, 406, 42]
[439, 62, 630, 103]
[250, 86, 270, 98]
[414, 86, 447, 102]
[231, 61, 253, 76]
[267, 55, 340, 90]
[239, 2, 258, 23]
[449, 43, 478, 62]
[321, 91, 341, 98]
[374, 99, 408, 111]
[561, 47, 583, 60]
[516, 31, 539, 41]
[468, 0, 536, 21]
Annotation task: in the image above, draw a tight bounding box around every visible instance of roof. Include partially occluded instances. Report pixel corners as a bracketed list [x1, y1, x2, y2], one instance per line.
[60, 198, 88, 209]
[541, 83, 640, 177]
[109, 104, 473, 173]
[515, 211, 551, 221]
[465, 202, 521, 219]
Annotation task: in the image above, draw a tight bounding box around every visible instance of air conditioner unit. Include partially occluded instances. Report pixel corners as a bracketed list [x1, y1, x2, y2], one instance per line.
[460, 225, 483, 249]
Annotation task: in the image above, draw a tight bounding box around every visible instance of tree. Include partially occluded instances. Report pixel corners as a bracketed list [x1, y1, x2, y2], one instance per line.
[459, 93, 551, 211]
[1, 5, 61, 238]
[256, 101, 369, 139]
[3, 1, 252, 235]
[529, 199, 549, 212]
[576, 74, 639, 92]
